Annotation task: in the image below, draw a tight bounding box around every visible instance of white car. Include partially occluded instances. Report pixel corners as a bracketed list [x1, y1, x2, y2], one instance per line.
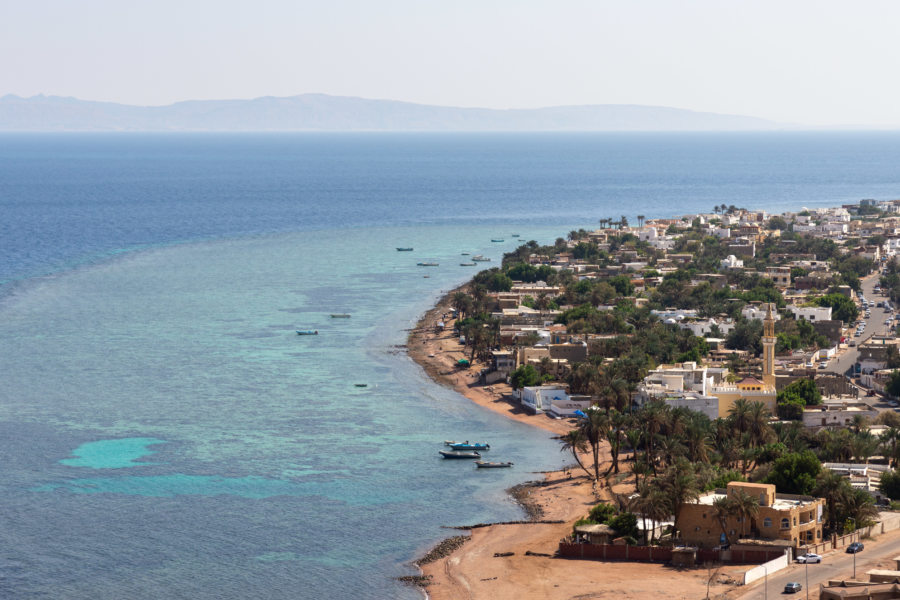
[796, 553, 822, 564]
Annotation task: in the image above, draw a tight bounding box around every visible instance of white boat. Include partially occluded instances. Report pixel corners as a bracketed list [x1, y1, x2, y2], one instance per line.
[471, 255, 491, 262]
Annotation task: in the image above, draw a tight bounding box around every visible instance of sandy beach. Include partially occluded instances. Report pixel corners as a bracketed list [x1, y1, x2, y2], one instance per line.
[406, 288, 745, 599]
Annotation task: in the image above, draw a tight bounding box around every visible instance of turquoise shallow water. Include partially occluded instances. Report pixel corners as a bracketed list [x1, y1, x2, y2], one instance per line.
[0, 224, 570, 599]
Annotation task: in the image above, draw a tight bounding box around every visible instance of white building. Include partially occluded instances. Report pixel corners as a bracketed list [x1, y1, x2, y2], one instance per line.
[519, 385, 568, 414]
[742, 305, 782, 322]
[720, 254, 744, 269]
[787, 305, 833, 322]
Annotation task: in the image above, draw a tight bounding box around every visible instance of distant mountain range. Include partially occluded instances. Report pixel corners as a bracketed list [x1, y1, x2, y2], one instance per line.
[0, 93, 784, 132]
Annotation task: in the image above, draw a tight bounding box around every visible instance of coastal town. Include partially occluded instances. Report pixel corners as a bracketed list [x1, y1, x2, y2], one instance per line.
[409, 200, 900, 599]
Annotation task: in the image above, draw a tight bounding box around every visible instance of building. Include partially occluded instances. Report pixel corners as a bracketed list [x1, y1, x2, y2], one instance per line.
[787, 305, 833, 322]
[518, 385, 568, 414]
[679, 481, 825, 548]
[802, 401, 879, 428]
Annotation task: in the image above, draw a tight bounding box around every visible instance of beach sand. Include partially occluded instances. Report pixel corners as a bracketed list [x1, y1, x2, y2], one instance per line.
[406, 289, 744, 599]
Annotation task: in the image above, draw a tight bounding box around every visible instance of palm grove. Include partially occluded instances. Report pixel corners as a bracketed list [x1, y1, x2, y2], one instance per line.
[450, 223, 888, 545]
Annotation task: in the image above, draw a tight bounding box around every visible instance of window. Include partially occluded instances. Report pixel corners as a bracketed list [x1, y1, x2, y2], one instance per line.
[763, 517, 772, 528]
[781, 518, 790, 529]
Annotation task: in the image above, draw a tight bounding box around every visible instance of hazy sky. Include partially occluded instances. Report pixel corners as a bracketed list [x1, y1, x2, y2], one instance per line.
[3, 0, 900, 126]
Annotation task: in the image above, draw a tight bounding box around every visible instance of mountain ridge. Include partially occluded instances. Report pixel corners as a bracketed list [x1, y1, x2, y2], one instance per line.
[0, 93, 784, 132]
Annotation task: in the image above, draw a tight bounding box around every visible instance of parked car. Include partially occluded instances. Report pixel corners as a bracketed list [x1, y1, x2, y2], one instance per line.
[796, 553, 822, 563]
[846, 542, 864, 553]
[784, 582, 803, 594]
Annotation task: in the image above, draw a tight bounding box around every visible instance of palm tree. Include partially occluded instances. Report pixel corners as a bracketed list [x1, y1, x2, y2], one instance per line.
[814, 470, 851, 534]
[558, 429, 592, 478]
[578, 407, 609, 480]
[451, 291, 471, 320]
[731, 489, 760, 538]
[658, 458, 701, 542]
[712, 496, 738, 545]
[881, 426, 900, 467]
[841, 487, 879, 532]
[620, 215, 629, 229]
[637, 214, 645, 228]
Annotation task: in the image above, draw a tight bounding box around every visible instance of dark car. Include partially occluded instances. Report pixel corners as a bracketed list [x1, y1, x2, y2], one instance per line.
[846, 542, 864, 553]
[784, 582, 802, 594]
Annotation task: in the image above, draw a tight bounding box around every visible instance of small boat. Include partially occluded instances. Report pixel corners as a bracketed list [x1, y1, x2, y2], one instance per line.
[511, 234, 520, 238]
[443, 440, 461, 446]
[417, 262, 439, 267]
[491, 239, 504, 242]
[449, 442, 490, 451]
[354, 383, 368, 388]
[296, 330, 318, 335]
[439, 450, 481, 459]
[461, 252, 470, 256]
[396, 247, 414, 251]
[472, 255, 491, 262]
[460, 262, 476, 266]
[475, 461, 513, 468]
[330, 313, 351, 318]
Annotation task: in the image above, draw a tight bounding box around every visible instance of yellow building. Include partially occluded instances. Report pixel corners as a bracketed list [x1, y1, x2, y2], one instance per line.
[679, 481, 825, 548]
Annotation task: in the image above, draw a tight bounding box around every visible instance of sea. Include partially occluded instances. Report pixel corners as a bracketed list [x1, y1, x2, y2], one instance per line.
[2, 132, 900, 599]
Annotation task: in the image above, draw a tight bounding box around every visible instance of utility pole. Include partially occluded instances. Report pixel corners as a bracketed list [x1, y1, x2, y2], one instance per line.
[805, 560, 809, 600]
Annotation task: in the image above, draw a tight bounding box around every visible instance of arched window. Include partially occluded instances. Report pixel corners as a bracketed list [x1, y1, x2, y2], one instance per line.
[781, 518, 789, 529]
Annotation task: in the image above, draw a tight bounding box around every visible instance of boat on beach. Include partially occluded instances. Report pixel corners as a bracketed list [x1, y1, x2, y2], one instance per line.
[475, 461, 513, 468]
[330, 313, 351, 318]
[439, 450, 481, 459]
[396, 247, 413, 251]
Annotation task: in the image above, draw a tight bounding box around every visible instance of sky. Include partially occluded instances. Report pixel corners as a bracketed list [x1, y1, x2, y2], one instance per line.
[2, 0, 900, 126]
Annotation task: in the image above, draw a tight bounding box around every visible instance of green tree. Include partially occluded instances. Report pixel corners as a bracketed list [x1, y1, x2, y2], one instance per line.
[817, 293, 859, 323]
[879, 469, 900, 500]
[510, 365, 541, 390]
[764, 450, 821, 495]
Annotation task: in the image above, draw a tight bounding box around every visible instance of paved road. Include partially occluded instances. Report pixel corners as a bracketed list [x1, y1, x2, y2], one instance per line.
[826, 273, 894, 378]
[738, 528, 900, 598]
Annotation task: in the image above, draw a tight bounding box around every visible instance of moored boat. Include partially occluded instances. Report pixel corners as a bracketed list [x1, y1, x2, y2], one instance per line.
[471, 255, 491, 262]
[354, 383, 367, 387]
[475, 461, 513, 468]
[511, 234, 520, 237]
[491, 239, 504, 242]
[449, 442, 490, 451]
[439, 450, 481, 459]
[417, 262, 439, 267]
[330, 313, 351, 318]
[460, 262, 476, 266]
[296, 330, 318, 335]
[396, 247, 413, 251]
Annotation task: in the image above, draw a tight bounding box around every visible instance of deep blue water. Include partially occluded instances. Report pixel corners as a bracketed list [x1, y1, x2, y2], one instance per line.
[2, 132, 900, 599]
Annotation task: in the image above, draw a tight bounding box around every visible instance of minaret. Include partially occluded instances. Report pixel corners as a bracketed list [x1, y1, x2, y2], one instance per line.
[761, 302, 776, 389]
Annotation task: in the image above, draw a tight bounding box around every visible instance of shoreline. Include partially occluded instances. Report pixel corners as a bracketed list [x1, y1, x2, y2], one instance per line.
[404, 284, 747, 599]
[405, 286, 613, 599]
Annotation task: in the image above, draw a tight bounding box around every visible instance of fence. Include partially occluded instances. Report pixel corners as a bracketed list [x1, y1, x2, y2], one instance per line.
[557, 543, 785, 565]
[557, 542, 672, 562]
[742, 550, 791, 585]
